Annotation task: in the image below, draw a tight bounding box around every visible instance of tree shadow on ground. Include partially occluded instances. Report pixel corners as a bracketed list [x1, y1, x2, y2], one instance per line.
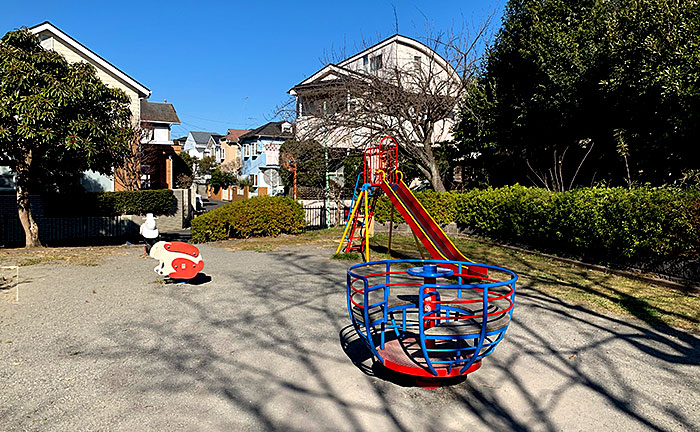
[84, 246, 699, 431]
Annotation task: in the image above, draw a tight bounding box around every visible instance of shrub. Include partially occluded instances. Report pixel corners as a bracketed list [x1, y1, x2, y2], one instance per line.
[374, 185, 699, 262]
[41, 189, 176, 216]
[96, 189, 176, 216]
[191, 196, 305, 242]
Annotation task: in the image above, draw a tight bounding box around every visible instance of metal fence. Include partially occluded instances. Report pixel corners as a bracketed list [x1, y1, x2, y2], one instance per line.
[0, 215, 139, 247]
[303, 206, 350, 230]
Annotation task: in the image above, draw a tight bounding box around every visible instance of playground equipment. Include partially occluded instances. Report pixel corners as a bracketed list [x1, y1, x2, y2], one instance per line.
[340, 137, 517, 384]
[149, 241, 204, 281]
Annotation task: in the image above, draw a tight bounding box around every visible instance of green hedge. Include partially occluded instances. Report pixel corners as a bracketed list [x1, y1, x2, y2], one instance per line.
[374, 185, 700, 262]
[96, 190, 176, 215]
[41, 189, 176, 216]
[191, 196, 306, 243]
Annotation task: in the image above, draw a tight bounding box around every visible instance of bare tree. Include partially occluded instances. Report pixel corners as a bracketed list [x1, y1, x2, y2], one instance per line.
[113, 125, 162, 191]
[526, 139, 595, 192]
[288, 19, 496, 192]
[113, 126, 153, 191]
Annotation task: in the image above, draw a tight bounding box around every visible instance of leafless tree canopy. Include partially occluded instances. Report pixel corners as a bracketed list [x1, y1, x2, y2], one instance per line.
[287, 18, 496, 192]
[113, 126, 159, 191]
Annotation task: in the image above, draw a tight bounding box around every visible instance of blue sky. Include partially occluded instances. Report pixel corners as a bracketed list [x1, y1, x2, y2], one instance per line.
[1, 0, 504, 138]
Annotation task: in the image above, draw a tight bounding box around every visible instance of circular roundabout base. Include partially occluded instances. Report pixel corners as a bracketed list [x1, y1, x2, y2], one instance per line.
[379, 337, 482, 387]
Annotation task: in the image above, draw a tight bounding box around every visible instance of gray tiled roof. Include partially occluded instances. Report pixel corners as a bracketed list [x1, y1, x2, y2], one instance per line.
[239, 121, 294, 141]
[140, 100, 180, 124]
[190, 131, 218, 146]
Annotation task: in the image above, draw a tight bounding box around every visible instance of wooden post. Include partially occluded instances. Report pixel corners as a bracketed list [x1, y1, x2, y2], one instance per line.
[413, 232, 426, 259]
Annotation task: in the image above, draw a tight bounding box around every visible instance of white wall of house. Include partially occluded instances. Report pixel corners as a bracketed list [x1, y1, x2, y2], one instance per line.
[292, 36, 458, 148]
[152, 126, 170, 144]
[183, 135, 205, 159]
[38, 34, 143, 125]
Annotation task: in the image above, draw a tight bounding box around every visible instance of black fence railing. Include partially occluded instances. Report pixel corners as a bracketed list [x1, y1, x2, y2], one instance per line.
[0, 215, 140, 247]
[303, 205, 350, 230]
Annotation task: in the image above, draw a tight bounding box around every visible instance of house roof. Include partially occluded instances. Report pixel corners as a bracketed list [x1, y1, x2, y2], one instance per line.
[289, 34, 455, 93]
[29, 21, 150, 98]
[225, 129, 250, 142]
[239, 121, 294, 141]
[140, 100, 180, 124]
[189, 131, 219, 147]
[289, 64, 360, 94]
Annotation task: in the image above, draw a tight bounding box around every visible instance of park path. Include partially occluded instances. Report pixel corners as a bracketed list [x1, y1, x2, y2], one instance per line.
[0, 244, 698, 431]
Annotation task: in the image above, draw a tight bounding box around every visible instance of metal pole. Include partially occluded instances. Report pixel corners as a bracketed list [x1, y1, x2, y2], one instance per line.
[364, 190, 370, 262]
[323, 132, 330, 229]
[388, 206, 394, 256]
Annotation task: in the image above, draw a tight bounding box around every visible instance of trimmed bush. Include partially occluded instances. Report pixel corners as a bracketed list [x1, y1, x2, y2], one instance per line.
[191, 196, 305, 243]
[374, 185, 700, 262]
[41, 189, 176, 216]
[96, 189, 176, 216]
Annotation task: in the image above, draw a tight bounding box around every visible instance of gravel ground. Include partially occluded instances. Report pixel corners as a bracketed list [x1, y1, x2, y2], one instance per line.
[0, 243, 698, 432]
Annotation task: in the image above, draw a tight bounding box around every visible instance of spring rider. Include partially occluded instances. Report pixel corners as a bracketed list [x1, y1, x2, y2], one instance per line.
[140, 214, 204, 281]
[149, 241, 204, 280]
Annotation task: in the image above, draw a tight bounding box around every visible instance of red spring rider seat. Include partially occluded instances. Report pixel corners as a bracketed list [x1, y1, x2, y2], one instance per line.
[149, 241, 204, 280]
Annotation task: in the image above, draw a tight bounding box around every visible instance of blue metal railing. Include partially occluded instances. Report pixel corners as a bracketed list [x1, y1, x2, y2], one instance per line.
[347, 258, 517, 377]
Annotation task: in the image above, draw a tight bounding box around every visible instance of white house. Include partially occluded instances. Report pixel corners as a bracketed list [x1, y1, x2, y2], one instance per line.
[182, 131, 219, 159]
[289, 34, 459, 149]
[140, 100, 180, 145]
[2, 21, 181, 192]
[204, 134, 226, 163]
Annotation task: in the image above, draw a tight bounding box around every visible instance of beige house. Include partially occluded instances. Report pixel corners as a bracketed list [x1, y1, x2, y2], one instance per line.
[221, 129, 250, 171]
[28, 21, 179, 191]
[30, 21, 150, 125]
[289, 34, 459, 149]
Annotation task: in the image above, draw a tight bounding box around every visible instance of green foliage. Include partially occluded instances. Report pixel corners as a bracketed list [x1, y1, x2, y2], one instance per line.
[196, 156, 218, 177]
[178, 153, 194, 175]
[458, 0, 700, 187]
[332, 252, 361, 261]
[342, 154, 363, 195]
[374, 186, 700, 262]
[40, 189, 176, 216]
[0, 29, 133, 190]
[175, 173, 193, 189]
[97, 190, 176, 216]
[191, 196, 306, 242]
[209, 167, 237, 191]
[279, 139, 325, 190]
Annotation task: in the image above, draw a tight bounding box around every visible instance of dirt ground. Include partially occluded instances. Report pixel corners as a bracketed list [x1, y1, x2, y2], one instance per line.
[1, 243, 698, 431]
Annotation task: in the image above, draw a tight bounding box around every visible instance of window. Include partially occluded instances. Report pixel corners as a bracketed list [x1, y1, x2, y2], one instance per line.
[413, 56, 421, 70]
[370, 54, 383, 72]
[362, 54, 368, 70]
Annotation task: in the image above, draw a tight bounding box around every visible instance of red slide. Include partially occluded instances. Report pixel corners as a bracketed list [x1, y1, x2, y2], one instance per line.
[379, 179, 486, 276]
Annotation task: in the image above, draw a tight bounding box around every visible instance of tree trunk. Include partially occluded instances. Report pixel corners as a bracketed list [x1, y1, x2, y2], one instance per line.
[427, 160, 446, 192]
[15, 151, 42, 248]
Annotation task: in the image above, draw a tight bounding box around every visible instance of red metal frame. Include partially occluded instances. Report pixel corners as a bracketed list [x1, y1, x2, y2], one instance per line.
[364, 136, 399, 186]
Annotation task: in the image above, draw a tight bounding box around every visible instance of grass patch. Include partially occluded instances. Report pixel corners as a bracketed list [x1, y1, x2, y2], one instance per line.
[369, 233, 700, 333]
[332, 252, 361, 261]
[0, 245, 132, 267]
[213, 226, 345, 252]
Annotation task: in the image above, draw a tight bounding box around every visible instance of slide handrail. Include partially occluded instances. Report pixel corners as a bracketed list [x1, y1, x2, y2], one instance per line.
[378, 170, 448, 260]
[394, 173, 472, 263]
